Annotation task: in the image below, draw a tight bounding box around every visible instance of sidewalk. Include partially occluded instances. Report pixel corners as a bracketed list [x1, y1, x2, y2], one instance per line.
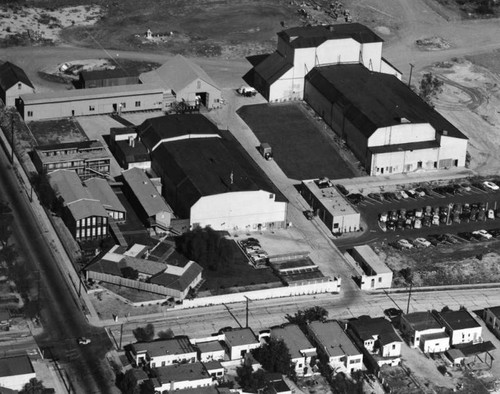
[0, 125, 100, 324]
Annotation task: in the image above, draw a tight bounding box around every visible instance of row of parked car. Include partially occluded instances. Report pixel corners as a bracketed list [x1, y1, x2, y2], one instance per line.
[379, 202, 499, 231]
[390, 229, 500, 250]
[239, 238, 269, 268]
[361, 180, 500, 206]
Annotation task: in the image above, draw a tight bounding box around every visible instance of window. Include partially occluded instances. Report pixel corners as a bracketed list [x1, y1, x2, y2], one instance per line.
[135, 101, 141, 107]
[92, 217, 96, 226]
[151, 363, 155, 368]
[120, 102, 126, 109]
[392, 344, 396, 349]
[18, 83, 22, 90]
[76, 229, 80, 238]
[89, 105, 95, 111]
[92, 228, 96, 237]
[378, 277, 382, 282]
[349, 358, 360, 364]
[27, 111, 33, 117]
[161, 361, 165, 366]
[197, 81, 201, 89]
[269, 193, 274, 199]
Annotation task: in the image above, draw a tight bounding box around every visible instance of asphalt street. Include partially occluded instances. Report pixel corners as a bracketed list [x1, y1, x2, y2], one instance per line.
[0, 146, 116, 393]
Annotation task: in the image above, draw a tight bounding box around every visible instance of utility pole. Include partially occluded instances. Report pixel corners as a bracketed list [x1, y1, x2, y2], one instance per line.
[406, 281, 413, 314]
[10, 113, 14, 164]
[244, 296, 251, 328]
[408, 63, 415, 88]
[119, 323, 124, 350]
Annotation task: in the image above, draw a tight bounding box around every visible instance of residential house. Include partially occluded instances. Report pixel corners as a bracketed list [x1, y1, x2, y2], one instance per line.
[0, 355, 36, 391]
[33, 140, 111, 181]
[203, 360, 224, 380]
[270, 324, 317, 376]
[139, 55, 222, 109]
[307, 320, 363, 374]
[84, 177, 126, 221]
[48, 169, 109, 241]
[121, 167, 173, 232]
[0, 61, 35, 107]
[349, 316, 402, 367]
[130, 336, 197, 367]
[224, 328, 260, 361]
[196, 341, 226, 362]
[483, 306, 500, 337]
[153, 362, 213, 392]
[436, 309, 482, 346]
[400, 311, 450, 353]
[85, 244, 203, 300]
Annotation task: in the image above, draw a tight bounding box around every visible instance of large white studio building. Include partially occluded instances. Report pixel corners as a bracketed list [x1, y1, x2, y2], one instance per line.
[246, 23, 468, 176]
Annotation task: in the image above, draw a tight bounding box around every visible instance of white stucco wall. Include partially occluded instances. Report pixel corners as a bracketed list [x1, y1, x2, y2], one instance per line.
[360, 272, 392, 290]
[438, 135, 468, 168]
[450, 327, 482, 345]
[149, 351, 197, 368]
[421, 336, 450, 353]
[370, 147, 440, 175]
[360, 42, 383, 72]
[190, 190, 287, 231]
[381, 342, 401, 358]
[0, 373, 36, 391]
[5, 83, 34, 107]
[158, 377, 214, 392]
[368, 123, 435, 147]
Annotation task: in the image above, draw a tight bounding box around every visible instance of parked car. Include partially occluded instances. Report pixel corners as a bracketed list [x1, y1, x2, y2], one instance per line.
[387, 221, 396, 231]
[415, 208, 423, 219]
[424, 206, 432, 217]
[389, 211, 398, 222]
[460, 183, 472, 192]
[472, 182, 488, 191]
[384, 308, 403, 319]
[414, 219, 422, 229]
[368, 193, 384, 201]
[347, 193, 364, 205]
[432, 215, 440, 226]
[399, 190, 409, 199]
[399, 208, 407, 219]
[477, 209, 486, 221]
[404, 218, 413, 229]
[379, 212, 388, 222]
[483, 181, 500, 191]
[422, 217, 432, 227]
[488, 228, 500, 237]
[488, 209, 495, 219]
[443, 234, 461, 244]
[406, 189, 417, 198]
[458, 232, 475, 241]
[414, 238, 431, 248]
[452, 212, 461, 224]
[397, 239, 414, 249]
[473, 229, 493, 240]
[336, 184, 350, 196]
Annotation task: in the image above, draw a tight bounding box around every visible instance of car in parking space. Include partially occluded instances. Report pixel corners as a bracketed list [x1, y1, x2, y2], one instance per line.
[457, 232, 475, 241]
[483, 181, 500, 191]
[488, 228, 500, 237]
[406, 189, 417, 198]
[415, 208, 423, 219]
[387, 221, 396, 231]
[399, 208, 407, 219]
[396, 219, 405, 230]
[452, 212, 461, 224]
[384, 308, 403, 319]
[347, 193, 364, 205]
[460, 183, 472, 192]
[389, 211, 398, 222]
[477, 208, 486, 221]
[472, 182, 488, 191]
[473, 229, 493, 240]
[397, 239, 414, 249]
[336, 184, 350, 196]
[368, 192, 384, 201]
[443, 234, 461, 244]
[414, 238, 431, 248]
[422, 216, 432, 227]
[379, 212, 388, 222]
[414, 218, 422, 229]
[432, 214, 440, 226]
[406, 209, 416, 220]
[404, 218, 413, 229]
[488, 209, 495, 219]
[383, 192, 396, 201]
[399, 190, 409, 199]
[426, 235, 441, 246]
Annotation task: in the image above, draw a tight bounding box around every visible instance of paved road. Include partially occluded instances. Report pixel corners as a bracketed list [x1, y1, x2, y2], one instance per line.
[110, 286, 500, 348]
[0, 147, 116, 393]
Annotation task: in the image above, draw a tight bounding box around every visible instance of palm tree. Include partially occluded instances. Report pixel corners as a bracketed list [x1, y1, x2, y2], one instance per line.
[20, 378, 46, 394]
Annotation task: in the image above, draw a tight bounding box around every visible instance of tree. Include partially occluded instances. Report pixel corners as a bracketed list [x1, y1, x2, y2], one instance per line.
[418, 72, 444, 104]
[116, 369, 139, 394]
[133, 323, 155, 342]
[30, 170, 60, 212]
[252, 337, 296, 380]
[157, 328, 174, 339]
[0, 201, 12, 247]
[286, 306, 328, 329]
[121, 266, 139, 280]
[20, 378, 46, 394]
[399, 267, 413, 284]
[236, 362, 267, 393]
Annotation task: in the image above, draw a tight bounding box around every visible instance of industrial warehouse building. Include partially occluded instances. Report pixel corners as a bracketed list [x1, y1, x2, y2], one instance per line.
[245, 23, 401, 102]
[137, 114, 287, 231]
[304, 64, 468, 175]
[139, 55, 222, 109]
[16, 84, 164, 120]
[244, 23, 468, 176]
[0, 61, 35, 107]
[300, 178, 360, 233]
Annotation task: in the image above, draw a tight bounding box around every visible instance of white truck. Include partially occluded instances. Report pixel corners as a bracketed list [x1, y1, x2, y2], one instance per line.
[237, 86, 257, 97]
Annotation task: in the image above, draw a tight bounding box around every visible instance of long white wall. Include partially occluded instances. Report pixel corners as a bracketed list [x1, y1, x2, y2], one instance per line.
[368, 123, 435, 147]
[370, 146, 440, 175]
[190, 190, 287, 231]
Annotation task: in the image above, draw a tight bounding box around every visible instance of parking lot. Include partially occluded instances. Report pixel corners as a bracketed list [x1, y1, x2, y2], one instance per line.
[350, 181, 500, 247]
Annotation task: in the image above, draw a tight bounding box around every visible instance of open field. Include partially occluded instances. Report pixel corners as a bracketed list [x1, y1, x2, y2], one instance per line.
[237, 103, 357, 181]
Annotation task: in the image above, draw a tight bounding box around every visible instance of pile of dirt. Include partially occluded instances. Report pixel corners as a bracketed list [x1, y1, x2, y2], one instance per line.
[416, 36, 451, 51]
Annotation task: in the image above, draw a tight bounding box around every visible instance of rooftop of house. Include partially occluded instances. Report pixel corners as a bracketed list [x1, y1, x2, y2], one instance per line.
[0, 61, 34, 91]
[306, 63, 467, 141]
[149, 261, 203, 292]
[138, 114, 221, 152]
[251, 51, 293, 86]
[0, 355, 34, 378]
[271, 324, 316, 359]
[139, 55, 220, 93]
[133, 336, 196, 358]
[438, 310, 481, 331]
[486, 306, 500, 319]
[419, 331, 449, 342]
[349, 316, 401, 345]
[224, 328, 258, 348]
[155, 361, 209, 383]
[196, 340, 225, 354]
[121, 167, 173, 218]
[203, 360, 223, 371]
[302, 179, 359, 217]
[84, 177, 126, 213]
[278, 23, 384, 48]
[403, 311, 443, 332]
[114, 139, 150, 164]
[308, 320, 361, 358]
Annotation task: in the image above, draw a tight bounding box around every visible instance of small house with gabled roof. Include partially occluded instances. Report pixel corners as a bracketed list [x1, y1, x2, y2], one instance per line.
[0, 61, 34, 107]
